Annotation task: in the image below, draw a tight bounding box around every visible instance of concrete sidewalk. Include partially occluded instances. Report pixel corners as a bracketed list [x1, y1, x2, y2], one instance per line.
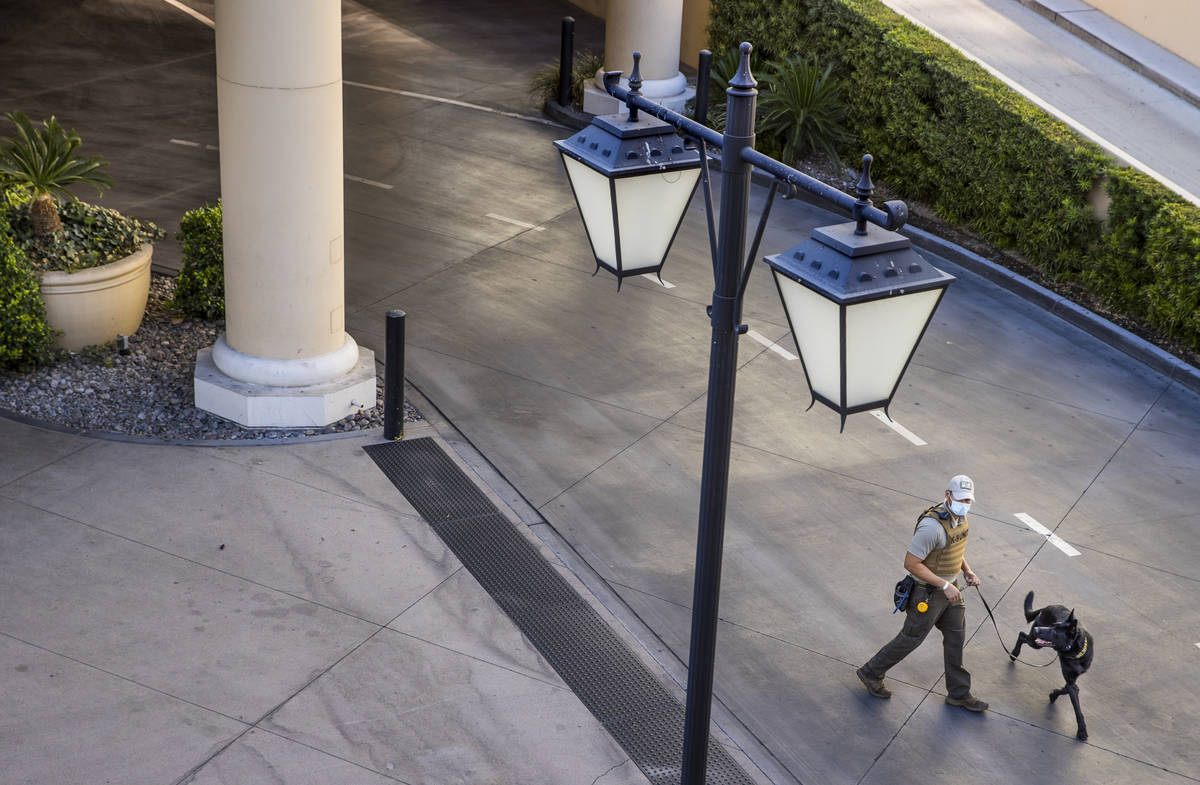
[0, 407, 659, 785]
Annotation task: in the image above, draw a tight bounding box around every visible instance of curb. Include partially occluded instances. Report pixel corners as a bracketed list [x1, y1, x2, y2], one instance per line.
[1015, 0, 1200, 113]
[899, 223, 1200, 396]
[543, 99, 593, 130]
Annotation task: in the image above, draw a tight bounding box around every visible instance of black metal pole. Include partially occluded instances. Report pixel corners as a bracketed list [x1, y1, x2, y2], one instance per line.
[695, 49, 712, 126]
[557, 17, 575, 108]
[679, 42, 757, 785]
[383, 309, 406, 440]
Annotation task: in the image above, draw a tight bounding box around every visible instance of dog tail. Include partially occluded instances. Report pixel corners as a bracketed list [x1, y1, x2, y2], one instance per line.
[1023, 590, 1037, 622]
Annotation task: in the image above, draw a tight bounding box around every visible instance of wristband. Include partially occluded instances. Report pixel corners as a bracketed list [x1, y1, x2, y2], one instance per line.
[942, 581, 951, 591]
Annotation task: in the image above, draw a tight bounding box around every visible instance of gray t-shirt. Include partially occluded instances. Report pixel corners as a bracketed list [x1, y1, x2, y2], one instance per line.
[907, 510, 965, 584]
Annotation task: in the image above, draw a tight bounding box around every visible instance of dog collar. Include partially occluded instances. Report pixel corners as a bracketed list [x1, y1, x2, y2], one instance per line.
[1072, 637, 1088, 659]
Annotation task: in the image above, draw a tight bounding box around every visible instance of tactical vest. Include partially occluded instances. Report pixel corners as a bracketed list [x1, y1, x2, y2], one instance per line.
[915, 504, 968, 579]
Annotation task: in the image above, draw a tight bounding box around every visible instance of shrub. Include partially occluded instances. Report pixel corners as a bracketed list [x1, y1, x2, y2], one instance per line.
[3, 188, 163, 273]
[1082, 168, 1178, 320]
[0, 206, 54, 370]
[531, 51, 607, 110]
[1143, 203, 1200, 343]
[173, 202, 225, 319]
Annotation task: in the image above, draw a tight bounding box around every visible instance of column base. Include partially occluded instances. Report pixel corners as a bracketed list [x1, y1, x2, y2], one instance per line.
[194, 345, 377, 428]
[582, 72, 695, 115]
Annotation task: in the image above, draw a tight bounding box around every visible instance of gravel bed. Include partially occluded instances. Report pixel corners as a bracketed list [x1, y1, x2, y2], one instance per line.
[0, 273, 421, 442]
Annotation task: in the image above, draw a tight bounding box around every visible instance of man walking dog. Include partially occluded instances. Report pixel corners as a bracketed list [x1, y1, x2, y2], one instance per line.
[856, 474, 989, 712]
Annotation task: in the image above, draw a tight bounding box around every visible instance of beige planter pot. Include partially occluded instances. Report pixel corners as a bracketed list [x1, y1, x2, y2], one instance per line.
[40, 244, 154, 351]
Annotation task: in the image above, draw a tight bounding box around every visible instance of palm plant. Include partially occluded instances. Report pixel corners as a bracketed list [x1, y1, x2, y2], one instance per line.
[0, 111, 113, 238]
[757, 56, 854, 170]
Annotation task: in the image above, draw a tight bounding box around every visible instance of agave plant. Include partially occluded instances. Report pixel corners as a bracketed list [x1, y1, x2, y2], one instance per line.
[0, 111, 113, 238]
[757, 56, 854, 170]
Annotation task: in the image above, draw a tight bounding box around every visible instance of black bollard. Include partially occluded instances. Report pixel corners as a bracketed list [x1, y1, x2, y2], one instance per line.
[557, 17, 575, 107]
[383, 309, 406, 440]
[695, 49, 712, 127]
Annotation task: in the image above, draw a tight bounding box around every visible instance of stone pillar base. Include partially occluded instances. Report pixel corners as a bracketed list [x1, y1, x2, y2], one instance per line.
[194, 345, 377, 428]
[582, 72, 695, 116]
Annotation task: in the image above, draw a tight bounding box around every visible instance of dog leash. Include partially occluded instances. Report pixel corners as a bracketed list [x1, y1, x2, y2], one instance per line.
[974, 586, 1056, 668]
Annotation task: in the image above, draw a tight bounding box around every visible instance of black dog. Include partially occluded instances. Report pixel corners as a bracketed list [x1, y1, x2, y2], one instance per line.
[1010, 591, 1094, 740]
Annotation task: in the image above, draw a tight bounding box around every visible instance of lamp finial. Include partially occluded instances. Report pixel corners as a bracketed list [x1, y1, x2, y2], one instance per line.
[628, 52, 642, 121]
[730, 42, 756, 90]
[854, 154, 875, 236]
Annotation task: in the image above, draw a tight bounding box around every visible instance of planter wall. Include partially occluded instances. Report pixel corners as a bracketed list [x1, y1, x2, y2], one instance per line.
[39, 244, 153, 351]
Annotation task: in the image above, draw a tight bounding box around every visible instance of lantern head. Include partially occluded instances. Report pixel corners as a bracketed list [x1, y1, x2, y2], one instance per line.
[555, 113, 701, 282]
[765, 223, 955, 427]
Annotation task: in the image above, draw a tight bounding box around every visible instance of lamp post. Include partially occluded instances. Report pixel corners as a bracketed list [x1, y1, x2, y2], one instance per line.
[555, 43, 954, 784]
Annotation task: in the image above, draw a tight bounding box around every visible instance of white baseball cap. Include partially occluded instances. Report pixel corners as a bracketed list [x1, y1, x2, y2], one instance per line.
[948, 474, 975, 501]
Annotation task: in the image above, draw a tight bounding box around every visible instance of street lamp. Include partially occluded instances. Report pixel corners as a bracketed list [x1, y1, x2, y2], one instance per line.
[555, 43, 954, 784]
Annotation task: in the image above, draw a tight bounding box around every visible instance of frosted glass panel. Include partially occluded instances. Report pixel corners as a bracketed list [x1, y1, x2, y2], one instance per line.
[613, 169, 701, 273]
[563, 155, 617, 269]
[844, 289, 941, 407]
[774, 272, 842, 403]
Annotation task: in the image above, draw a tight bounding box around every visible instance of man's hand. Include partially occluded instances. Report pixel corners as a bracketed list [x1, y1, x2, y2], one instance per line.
[943, 583, 962, 602]
[963, 568, 981, 587]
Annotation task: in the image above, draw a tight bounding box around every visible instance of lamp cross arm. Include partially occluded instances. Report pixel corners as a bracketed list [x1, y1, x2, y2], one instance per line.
[602, 72, 909, 234]
[603, 71, 723, 148]
[741, 148, 908, 232]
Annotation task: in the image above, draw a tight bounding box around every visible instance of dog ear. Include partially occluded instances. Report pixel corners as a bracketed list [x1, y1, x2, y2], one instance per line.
[1067, 609, 1077, 629]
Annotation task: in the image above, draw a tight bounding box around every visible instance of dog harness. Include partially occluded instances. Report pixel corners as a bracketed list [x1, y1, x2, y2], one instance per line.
[916, 504, 969, 579]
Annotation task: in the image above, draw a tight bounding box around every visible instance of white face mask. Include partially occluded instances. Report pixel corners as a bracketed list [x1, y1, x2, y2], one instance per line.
[948, 499, 970, 517]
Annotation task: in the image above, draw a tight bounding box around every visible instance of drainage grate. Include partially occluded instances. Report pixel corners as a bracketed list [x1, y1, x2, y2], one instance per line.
[364, 438, 755, 785]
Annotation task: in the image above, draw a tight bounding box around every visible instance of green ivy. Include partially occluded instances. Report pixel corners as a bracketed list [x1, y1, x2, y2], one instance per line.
[708, 0, 1200, 353]
[2, 189, 164, 273]
[0, 205, 54, 370]
[172, 202, 225, 319]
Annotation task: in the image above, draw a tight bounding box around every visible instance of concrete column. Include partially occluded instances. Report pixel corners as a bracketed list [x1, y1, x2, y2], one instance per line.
[583, 0, 694, 115]
[195, 0, 375, 428]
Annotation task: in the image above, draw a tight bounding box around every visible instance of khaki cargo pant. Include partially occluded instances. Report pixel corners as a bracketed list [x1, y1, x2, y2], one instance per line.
[862, 582, 972, 699]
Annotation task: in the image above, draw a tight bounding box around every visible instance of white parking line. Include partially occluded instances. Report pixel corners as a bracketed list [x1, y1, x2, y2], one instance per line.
[485, 213, 545, 231]
[161, 0, 213, 28]
[1015, 513, 1081, 557]
[346, 81, 565, 128]
[345, 174, 393, 190]
[640, 274, 676, 289]
[746, 329, 797, 360]
[869, 410, 927, 446]
[169, 138, 201, 147]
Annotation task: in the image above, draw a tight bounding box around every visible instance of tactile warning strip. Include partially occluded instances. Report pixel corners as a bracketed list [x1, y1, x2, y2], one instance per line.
[364, 437, 754, 785]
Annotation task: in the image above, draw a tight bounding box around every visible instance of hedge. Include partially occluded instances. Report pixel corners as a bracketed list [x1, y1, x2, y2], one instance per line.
[709, 0, 1200, 354]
